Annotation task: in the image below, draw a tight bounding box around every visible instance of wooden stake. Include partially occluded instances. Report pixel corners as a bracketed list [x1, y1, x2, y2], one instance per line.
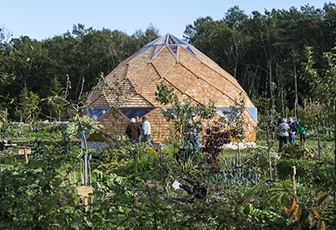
[25, 150, 29, 163]
[77, 185, 93, 212]
[292, 166, 296, 194]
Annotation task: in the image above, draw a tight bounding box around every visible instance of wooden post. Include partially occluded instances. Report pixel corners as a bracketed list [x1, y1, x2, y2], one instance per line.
[134, 148, 137, 186]
[318, 138, 321, 159]
[160, 146, 163, 179]
[84, 152, 88, 185]
[269, 149, 272, 180]
[273, 161, 277, 181]
[292, 166, 296, 194]
[25, 151, 29, 163]
[334, 148, 336, 205]
[77, 185, 93, 212]
[18, 147, 31, 163]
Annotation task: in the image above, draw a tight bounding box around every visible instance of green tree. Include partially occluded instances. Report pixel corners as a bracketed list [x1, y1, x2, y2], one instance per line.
[183, 16, 232, 70]
[15, 87, 40, 123]
[303, 46, 336, 202]
[223, 5, 248, 28]
[219, 93, 249, 163]
[155, 81, 215, 146]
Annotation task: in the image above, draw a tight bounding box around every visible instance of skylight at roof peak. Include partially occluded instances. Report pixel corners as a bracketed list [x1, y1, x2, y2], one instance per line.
[128, 33, 200, 62]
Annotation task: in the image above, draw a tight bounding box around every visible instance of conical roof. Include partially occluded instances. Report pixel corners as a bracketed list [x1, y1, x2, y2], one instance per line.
[87, 33, 257, 123]
[129, 33, 199, 62]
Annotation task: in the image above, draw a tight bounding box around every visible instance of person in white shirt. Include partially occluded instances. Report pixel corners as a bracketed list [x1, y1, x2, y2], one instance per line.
[142, 116, 151, 145]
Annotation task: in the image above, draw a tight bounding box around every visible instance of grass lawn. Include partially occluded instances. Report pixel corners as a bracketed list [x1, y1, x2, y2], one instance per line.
[222, 135, 334, 158]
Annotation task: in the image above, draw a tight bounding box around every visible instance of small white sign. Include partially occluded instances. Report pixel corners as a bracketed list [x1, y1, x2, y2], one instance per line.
[172, 180, 181, 190]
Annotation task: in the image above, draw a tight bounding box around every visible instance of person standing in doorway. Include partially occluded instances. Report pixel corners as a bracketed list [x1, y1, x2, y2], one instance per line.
[142, 116, 151, 145]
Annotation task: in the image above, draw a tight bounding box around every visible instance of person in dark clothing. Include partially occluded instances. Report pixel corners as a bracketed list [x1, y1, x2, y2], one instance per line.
[126, 118, 140, 144]
[136, 116, 143, 144]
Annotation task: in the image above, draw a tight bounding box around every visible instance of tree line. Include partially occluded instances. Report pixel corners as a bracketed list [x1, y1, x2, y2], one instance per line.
[0, 2, 335, 122]
[183, 3, 336, 118]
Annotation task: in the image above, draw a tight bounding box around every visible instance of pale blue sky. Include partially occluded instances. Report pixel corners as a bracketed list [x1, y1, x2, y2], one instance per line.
[1, 0, 329, 41]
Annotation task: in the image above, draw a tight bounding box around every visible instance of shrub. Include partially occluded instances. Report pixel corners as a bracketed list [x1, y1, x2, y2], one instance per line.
[277, 158, 335, 192]
[199, 126, 230, 173]
[1, 154, 17, 164]
[163, 130, 182, 150]
[280, 143, 317, 160]
[243, 147, 279, 175]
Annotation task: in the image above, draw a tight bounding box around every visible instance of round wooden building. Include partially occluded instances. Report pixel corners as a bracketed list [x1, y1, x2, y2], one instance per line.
[86, 33, 257, 145]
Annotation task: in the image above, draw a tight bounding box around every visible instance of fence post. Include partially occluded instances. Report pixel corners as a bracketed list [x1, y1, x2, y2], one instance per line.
[160, 146, 163, 180]
[292, 166, 296, 194]
[134, 148, 137, 186]
[334, 148, 336, 205]
[318, 138, 321, 159]
[84, 152, 88, 185]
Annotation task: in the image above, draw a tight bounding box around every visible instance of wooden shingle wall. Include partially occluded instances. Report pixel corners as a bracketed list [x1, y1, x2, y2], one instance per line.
[145, 108, 173, 143]
[105, 65, 128, 87]
[164, 63, 198, 93]
[127, 47, 153, 77]
[87, 133, 107, 142]
[123, 94, 153, 107]
[151, 46, 176, 77]
[185, 79, 234, 107]
[87, 89, 102, 105]
[139, 79, 164, 107]
[87, 109, 130, 141]
[191, 48, 239, 85]
[128, 63, 160, 93]
[199, 64, 227, 93]
[178, 47, 202, 75]
[191, 47, 247, 95]
[105, 79, 136, 106]
[140, 79, 182, 107]
[196, 109, 257, 143]
[91, 95, 109, 108]
[244, 95, 255, 108]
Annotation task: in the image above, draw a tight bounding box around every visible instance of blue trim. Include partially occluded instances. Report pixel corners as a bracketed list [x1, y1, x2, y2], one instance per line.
[246, 108, 258, 123]
[86, 107, 111, 120]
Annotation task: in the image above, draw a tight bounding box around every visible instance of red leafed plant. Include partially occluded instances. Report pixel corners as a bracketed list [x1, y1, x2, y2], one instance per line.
[199, 126, 230, 173]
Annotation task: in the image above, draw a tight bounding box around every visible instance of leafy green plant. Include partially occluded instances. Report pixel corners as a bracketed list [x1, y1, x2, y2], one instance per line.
[95, 141, 131, 174]
[178, 157, 198, 174]
[1, 154, 17, 165]
[280, 143, 317, 160]
[0, 144, 86, 229]
[243, 147, 279, 175]
[163, 129, 182, 149]
[0, 121, 19, 138]
[268, 183, 328, 229]
[213, 167, 260, 187]
[155, 81, 215, 146]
